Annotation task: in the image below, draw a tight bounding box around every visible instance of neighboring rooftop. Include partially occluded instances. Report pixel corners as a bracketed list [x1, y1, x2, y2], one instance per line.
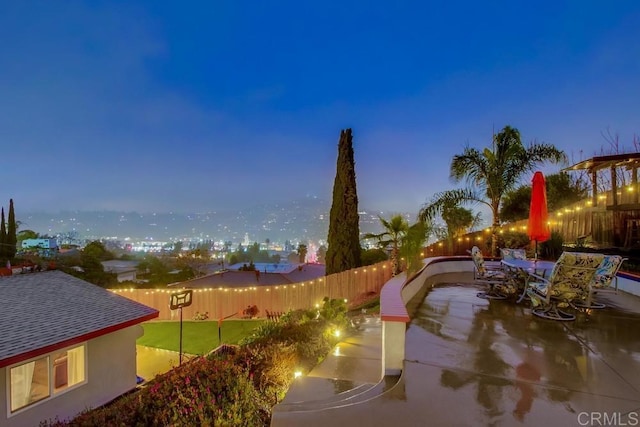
[0, 270, 158, 368]
[176, 263, 326, 288]
[101, 259, 139, 274]
[227, 262, 307, 274]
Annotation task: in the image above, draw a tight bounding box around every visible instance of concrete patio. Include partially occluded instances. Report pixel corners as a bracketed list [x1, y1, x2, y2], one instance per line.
[272, 272, 640, 426]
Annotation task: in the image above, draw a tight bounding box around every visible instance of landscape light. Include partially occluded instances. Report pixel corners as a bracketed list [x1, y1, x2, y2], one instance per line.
[294, 371, 302, 379]
[334, 329, 341, 338]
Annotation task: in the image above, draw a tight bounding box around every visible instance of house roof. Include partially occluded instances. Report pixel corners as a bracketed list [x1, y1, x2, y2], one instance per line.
[0, 270, 158, 368]
[101, 260, 139, 274]
[175, 263, 326, 289]
[282, 263, 326, 282]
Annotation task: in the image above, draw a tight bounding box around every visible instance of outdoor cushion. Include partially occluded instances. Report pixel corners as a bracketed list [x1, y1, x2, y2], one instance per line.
[500, 248, 527, 260]
[527, 251, 604, 309]
[591, 255, 624, 289]
[528, 281, 548, 297]
[470, 246, 487, 275]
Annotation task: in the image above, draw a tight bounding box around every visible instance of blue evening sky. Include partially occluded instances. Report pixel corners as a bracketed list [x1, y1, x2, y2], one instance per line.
[1, 1, 639, 219]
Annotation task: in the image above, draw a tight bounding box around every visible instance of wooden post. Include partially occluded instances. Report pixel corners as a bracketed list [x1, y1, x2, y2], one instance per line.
[634, 167, 639, 204]
[591, 169, 598, 207]
[611, 166, 618, 207]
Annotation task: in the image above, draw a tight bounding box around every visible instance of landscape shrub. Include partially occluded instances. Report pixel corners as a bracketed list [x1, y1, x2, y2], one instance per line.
[42, 298, 349, 427]
[492, 231, 530, 251]
[237, 342, 298, 405]
[540, 230, 564, 260]
[319, 296, 349, 331]
[43, 355, 268, 427]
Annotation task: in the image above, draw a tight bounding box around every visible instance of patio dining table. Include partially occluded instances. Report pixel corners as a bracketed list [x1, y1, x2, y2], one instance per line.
[500, 259, 556, 303]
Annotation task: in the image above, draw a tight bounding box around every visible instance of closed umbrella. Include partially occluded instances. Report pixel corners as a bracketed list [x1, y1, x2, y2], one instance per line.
[528, 171, 551, 260]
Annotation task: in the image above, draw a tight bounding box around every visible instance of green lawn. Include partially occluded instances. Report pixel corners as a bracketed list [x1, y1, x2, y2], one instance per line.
[138, 320, 265, 355]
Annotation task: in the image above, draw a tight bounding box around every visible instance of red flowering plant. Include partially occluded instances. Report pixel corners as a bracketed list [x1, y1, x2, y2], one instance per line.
[41, 301, 346, 427]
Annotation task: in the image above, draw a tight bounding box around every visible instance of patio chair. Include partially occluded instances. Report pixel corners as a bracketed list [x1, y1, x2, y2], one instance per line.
[470, 246, 509, 300]
[525, 252, 604, 321]
[499, 248, 533, 300]
[500, 248, 527, 260]
[572, 255, 625, 309]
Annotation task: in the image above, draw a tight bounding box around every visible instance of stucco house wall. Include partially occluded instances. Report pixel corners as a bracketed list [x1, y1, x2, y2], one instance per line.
[1, 325, 143, 427]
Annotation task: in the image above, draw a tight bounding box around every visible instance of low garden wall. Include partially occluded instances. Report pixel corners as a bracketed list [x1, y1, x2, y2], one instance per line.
[380, 256, 475, 375]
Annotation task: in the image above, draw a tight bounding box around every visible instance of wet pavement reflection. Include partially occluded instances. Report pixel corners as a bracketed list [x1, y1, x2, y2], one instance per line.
[272, 275, 640, 426]
[405, 280, 640, 426]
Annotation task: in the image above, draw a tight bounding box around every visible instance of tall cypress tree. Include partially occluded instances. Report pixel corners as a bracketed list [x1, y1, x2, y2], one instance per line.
[0, 208, 6, 262]
[325, 128, 362, 275]
[7, 199, 17, 260]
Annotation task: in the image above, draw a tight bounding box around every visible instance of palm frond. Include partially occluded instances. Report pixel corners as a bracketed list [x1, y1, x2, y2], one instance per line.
[418, 188, 487, 222]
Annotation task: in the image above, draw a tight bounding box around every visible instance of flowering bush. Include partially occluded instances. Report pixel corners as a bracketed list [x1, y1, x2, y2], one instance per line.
[193, 311, 209, 320]
[41, 300, 345, 427]
[243, 304, 260, 318]
[43, 355, 267, 426]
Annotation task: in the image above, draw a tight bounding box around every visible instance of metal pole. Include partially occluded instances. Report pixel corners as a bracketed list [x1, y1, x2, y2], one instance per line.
[179, 307, 183, 365]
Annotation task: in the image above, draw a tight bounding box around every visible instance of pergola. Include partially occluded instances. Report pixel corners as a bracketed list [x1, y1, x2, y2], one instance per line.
[563, 152, 640, 209]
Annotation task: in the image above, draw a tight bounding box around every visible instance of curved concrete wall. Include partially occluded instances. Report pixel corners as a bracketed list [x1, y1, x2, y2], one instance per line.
[380, 256, 474, 376]
[401, 257, 474, 305]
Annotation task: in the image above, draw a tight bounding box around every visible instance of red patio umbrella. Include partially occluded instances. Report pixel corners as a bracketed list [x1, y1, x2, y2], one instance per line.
[528, 171, 551, 260]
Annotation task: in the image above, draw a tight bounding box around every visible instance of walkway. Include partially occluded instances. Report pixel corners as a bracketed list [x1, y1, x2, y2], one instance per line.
[272, 273, 640, 426]
[136, 345, 196, 382]
[272, 316, 383, 420]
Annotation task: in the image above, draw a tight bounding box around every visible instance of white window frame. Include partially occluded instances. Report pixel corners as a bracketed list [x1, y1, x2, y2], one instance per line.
[6, 343, 88, 417]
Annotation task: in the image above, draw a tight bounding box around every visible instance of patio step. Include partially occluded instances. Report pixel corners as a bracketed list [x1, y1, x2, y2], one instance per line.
[273, 374, 401, 413]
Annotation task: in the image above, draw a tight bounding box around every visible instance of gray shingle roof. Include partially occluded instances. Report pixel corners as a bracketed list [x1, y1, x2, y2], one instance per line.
[0, 270, 158, 367]
[177, 264, 326, 289]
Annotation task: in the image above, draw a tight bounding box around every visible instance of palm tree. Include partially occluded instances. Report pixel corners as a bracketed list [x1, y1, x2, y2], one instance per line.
[419, 126, 566, 256]
[400, 221, 430, 276]
[297, 243, 308, 263]
[363, 215, 409, 275]
[435, 203, 482, 253]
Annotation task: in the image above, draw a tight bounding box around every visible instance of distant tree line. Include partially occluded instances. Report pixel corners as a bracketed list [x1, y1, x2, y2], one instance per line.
[0, 199, 17, 264]
[228, 242, 281, 266]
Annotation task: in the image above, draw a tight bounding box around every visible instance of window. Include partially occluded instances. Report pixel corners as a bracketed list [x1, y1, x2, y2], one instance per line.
[53, 346, 85, 392]
[9, 357, 50, 412]
[9, 344, 86, 413]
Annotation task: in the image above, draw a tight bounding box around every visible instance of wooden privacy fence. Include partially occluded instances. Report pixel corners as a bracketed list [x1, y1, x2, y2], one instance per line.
[111, 261, 393, 321]
[423, 190, 640, 255]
